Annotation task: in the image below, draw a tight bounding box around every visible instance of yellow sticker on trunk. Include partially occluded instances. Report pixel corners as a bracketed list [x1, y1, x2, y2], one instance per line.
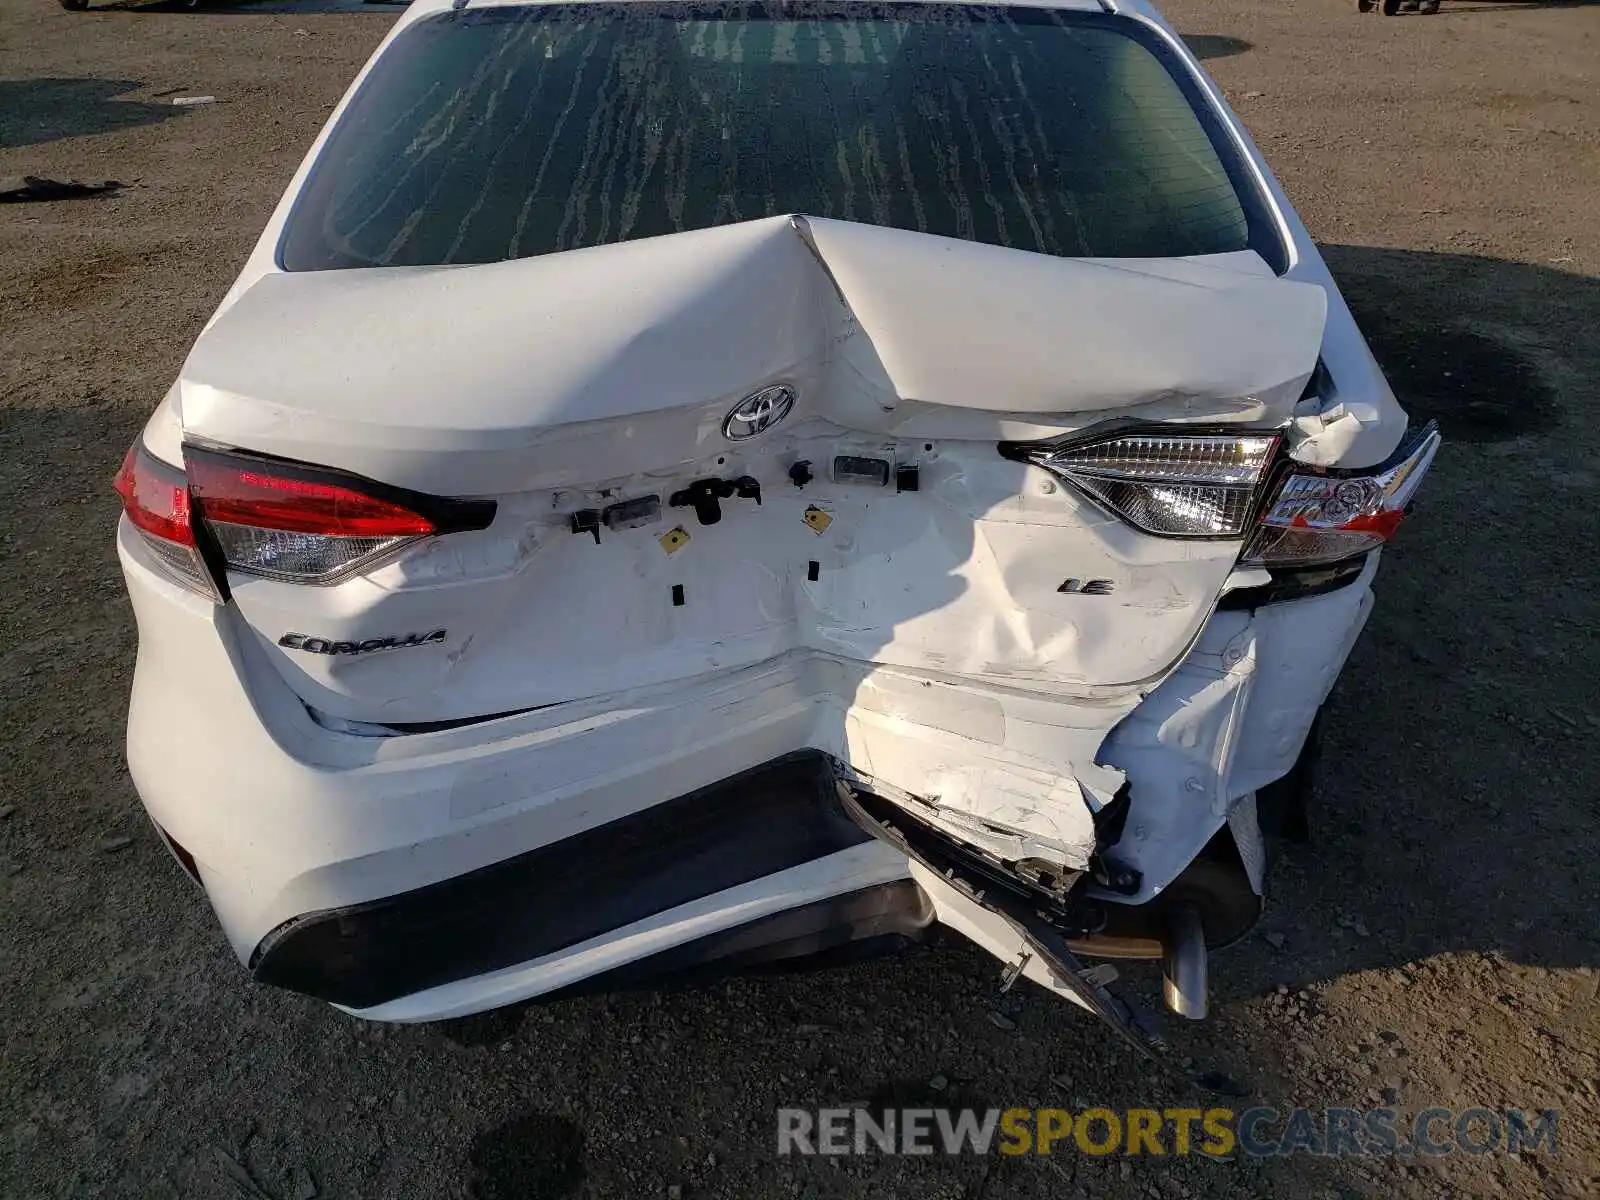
[802, 506, 833, 534]
[659, 526, 691, 554]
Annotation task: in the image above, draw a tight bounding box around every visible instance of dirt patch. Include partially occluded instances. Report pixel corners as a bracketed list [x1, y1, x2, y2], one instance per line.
[20, 244, 152, 308]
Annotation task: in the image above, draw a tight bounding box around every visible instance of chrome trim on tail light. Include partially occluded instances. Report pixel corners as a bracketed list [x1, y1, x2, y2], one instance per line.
[998, 428, 1280, 538]
[1242, 421, 1441, 567]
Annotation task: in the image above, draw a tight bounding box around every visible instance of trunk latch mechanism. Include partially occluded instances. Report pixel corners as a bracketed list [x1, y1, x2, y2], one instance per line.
[670, 476, 762, 526]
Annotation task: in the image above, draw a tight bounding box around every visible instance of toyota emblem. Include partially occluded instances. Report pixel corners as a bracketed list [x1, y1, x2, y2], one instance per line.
[722, 385, 795, 441]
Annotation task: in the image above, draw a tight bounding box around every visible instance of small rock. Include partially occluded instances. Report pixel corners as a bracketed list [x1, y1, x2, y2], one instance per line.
[1243, 90, 1265, 99]
[928, 1074, 948, 1092]
[988, 1011, 1017, 1032]
[0, 805, 14, 820]
[1119, 1162, 1133, 1180]
[1275, 983, 1290, 996]
[99, 836, 134, 853]
[1353, 923, 1371, 938]
[667, 1186, 683, 1200]
[706, 1152, 717, 1168]
[1264, 932, 1286, 950]
[1049, 1073, 1071, 1090]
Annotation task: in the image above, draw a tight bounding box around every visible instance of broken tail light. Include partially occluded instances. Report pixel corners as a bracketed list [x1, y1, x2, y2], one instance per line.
[1242, 421, 1440, 567]
[114, 442, 222, 601]
[1000, 430, 1279, 537]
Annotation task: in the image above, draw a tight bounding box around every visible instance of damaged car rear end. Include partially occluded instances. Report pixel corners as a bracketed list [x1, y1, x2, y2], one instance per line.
[115, 0, 1438, 1036]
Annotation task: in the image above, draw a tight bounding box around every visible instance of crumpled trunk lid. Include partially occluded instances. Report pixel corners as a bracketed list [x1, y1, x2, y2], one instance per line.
[179, 215, 1324, 494]
[176, 215, 1326, 725]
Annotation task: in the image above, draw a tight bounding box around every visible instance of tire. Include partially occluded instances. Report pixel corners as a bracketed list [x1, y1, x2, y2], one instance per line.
[57, 0, 90, 10]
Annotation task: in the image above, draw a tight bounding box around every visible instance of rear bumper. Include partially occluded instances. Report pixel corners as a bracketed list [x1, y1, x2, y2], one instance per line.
[120, 520, 1377, 1020]
[251, 751, 877, 1009]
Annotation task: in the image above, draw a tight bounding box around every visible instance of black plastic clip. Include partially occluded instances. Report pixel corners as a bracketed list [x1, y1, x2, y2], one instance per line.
[569, 509, 602, 544]
[669, 476, 763, 526]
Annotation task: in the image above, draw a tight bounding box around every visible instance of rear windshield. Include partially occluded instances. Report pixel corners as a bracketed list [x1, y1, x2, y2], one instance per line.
[280, 3, 1282, 270]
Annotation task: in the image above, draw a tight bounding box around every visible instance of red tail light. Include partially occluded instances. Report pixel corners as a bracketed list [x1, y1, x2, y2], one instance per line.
[189, 464, 437, 538]
[185, 445, 495, 585]
[117, 441, 496, 593]
[114, 443, 221, 600]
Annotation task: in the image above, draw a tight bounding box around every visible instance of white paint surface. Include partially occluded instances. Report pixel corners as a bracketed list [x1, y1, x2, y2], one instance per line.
[116, 0, 1419, 1018]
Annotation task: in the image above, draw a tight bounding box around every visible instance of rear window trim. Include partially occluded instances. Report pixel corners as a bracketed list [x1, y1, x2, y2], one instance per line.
[274, 2, 1289, 275]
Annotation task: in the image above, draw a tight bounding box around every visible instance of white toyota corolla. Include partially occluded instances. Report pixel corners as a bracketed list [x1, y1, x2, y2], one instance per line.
[115, 0, 1438, 1045]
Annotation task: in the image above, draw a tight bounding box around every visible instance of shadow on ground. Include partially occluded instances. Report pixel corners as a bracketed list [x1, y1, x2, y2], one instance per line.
[1179, 33, 1253, 59]
[469, 1111, 586, 1200]
[0, 78, 186, 150]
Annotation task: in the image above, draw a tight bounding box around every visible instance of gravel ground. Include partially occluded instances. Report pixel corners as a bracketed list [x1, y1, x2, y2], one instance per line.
[2, 0, 1598, 1197]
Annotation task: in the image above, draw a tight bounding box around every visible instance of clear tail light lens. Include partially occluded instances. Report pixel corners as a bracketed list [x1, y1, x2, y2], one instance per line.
[1000, 431, 1279, 537]
[113, 443, 221, 601]
[185, 446, 495, 585]
[1242, 421, 1440, 567]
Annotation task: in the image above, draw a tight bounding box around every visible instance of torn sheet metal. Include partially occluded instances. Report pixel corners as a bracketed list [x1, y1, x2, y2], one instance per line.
[1097, 554, 1379, 902]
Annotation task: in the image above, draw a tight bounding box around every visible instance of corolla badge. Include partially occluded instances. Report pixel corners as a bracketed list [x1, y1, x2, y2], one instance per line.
[279, 630, 446, 655]
[722, 385, 795, 441]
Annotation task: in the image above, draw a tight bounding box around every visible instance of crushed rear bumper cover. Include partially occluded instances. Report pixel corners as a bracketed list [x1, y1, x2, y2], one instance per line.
[123, 518, 1378, 1022]
[251, 752, 878, 1008]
